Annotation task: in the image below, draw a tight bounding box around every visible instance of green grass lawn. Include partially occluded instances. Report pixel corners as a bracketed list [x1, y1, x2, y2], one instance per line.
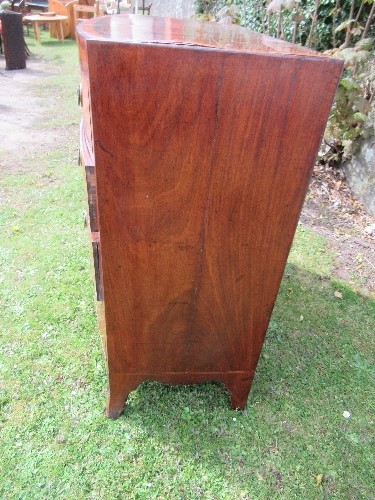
[0, 31, 374, 499]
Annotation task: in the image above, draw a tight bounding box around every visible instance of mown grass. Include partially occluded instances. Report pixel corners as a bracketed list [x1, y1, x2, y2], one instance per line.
[0, 31, 374, 499]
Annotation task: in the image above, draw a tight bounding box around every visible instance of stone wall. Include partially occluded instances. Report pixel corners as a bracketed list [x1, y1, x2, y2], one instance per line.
[343, 136, 375, 216]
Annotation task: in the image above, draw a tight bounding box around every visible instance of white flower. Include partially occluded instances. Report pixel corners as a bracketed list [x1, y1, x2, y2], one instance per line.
[343, 411, 351, 419]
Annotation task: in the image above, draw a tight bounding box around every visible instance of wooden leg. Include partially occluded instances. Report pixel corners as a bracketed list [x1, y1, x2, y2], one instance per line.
[33, 22, 40, 43]
[224, 372, 254, 410]
[105, 372, 254, 417]
[57, 21, 64, 42]
[106, 385, 128, 419]
[106, 373, 141, 419]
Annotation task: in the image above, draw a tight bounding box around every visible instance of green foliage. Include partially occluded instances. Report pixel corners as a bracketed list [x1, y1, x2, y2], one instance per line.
[195, 0, 375, 165]
[322, 39, 374, 163]
[195, 0, 374, 50]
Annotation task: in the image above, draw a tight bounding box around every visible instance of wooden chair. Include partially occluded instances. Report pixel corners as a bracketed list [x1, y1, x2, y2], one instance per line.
[48, 0, 75, 39]
[73, 0, 98, 36]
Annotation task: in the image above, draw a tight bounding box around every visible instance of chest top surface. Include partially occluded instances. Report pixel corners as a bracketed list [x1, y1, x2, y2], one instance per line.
[77, 14, 337, 59]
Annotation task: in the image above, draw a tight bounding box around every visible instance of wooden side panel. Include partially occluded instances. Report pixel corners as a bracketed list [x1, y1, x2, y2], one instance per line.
[81, 43, 342, 420]
[88, 43, 224, 374]
[86, 42, 341, 381]
[189, 55, 342, 372]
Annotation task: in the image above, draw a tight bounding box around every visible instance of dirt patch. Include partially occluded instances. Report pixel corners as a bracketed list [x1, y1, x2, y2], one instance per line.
[0, 55, 63, 172]
[1, 52, 374, 295]
[301, 164, 375, 295]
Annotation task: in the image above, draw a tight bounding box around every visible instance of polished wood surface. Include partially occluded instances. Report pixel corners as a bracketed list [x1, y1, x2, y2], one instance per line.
[78, 14, 335, 56]
[77, 15, 343, 418]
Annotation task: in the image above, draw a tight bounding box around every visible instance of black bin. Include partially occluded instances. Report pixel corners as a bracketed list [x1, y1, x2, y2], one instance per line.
[1, 10, 27, 70]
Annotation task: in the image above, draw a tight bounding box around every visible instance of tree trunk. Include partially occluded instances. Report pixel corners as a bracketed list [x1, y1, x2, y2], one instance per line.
[307, 0, 320, 48]
[361, 1, 375, 40]
[292, 3, 301, 44]
[277, 8, 283, 38]
[332, 0, 340, 47]
[340, 0, 356, 49]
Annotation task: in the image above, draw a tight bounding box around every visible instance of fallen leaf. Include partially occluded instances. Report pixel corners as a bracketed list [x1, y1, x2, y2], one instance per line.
[334, 290, 343, 299]
[316, 474, 323, 486]
[300, 315, 304, 321]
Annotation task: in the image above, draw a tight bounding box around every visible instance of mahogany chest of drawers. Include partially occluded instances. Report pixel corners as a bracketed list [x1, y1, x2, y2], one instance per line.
[77, 15, 342, 418]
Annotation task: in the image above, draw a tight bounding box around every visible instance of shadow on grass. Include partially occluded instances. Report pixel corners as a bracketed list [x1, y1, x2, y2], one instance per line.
[109, 262, 374, 495]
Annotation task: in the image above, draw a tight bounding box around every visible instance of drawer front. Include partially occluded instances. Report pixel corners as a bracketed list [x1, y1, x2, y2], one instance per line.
[81, 75, 95, 159]
[79, 122, 98, 233]
[79, 135, 102, 302]
[84, 164, 99, 233]
[92, 235, 103, 302]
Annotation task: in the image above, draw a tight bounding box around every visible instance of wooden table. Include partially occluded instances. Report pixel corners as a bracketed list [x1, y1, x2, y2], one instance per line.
[23, 14, 68, 42]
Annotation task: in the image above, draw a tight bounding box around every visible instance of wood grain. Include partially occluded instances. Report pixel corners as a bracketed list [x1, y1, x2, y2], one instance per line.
[48, 0, 73, 39]
[77, 15, 343, 418]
